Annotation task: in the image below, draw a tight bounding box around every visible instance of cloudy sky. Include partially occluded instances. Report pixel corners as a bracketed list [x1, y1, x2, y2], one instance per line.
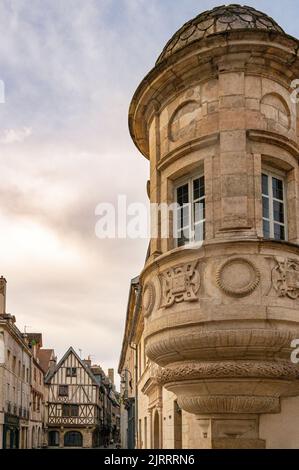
[0, 0, 298, 382]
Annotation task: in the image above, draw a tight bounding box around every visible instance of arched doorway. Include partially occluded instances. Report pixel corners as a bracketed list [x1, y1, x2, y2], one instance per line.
[48, 430, 59, 447]
[153, 410, 160, 449]
[64, 431, 83, 447]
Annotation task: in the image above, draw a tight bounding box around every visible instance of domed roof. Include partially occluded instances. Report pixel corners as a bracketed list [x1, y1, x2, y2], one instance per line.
[157, 4, 285, 64]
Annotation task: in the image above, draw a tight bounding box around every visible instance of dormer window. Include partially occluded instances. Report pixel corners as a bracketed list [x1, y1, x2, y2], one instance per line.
[262, 169, 287, 241]
[175, 173, 205, 247]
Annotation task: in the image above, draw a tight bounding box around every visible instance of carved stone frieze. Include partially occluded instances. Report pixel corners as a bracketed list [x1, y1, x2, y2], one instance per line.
[272, 258, 299, 300]
[216, 258, 260, 297]
[159, 261, 200, 308]
[157, 360, 299, 384]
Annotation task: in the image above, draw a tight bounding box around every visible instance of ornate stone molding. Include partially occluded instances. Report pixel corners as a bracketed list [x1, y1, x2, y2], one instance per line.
[142, 282, 156, 317]
[145, 328, 298, 365]
[157, 361, 299, 384]
[177, 395, 279, 415]
[216, 258, 260, 297]
[159, 261, 200, 308]
[272, 258, 299, 300]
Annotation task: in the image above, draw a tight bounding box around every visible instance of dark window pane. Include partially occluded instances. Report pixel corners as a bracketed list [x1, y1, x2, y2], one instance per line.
[177, 230, 189, 247]
[177, 184, 189, 206]
[199, 176, 205, 198]
[262, 197, 269, 219]
[263, 220, 270, 239]
[193, 176, 205, 200]
[262, 174, 268, 195]
[64, 431, 82, 447]
[62, 404, 79, 417]
[272, 177, 283, 200]
[177, 235, 185, 247]
[66, 367, 77, 377]
[194, 201, 205, 223]
[58, 385, 68, 397]
[49, 431, 59, 446]
[273, 200, 284, 223]
[274, 224, 285, 241]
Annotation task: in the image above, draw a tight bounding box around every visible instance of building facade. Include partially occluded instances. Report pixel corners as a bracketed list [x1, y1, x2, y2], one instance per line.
[0, 278, 31, 449]
[25, 333, 46, 448]
[119, 277, 139, 449]
[120, 5, 299, 449]
[45, 347, 119, 448]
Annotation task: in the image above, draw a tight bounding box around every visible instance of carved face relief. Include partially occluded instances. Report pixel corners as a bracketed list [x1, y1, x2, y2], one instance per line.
[216, 258, 260, 297]
[272, 258, 299, 299]
[142, 282, 156, 317]
[160, 261, 200, 308]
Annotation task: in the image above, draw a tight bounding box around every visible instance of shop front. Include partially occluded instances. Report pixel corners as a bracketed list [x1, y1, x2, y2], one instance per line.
[3, 414, 19, 449]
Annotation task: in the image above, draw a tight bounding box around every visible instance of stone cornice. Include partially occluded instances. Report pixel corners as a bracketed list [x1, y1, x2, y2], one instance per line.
[247, 129, 299, 159]
[157, 133, 219, 171]
[129, 30, 299, 158]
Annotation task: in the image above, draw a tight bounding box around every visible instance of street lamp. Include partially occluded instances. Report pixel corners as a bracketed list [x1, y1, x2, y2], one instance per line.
[120, 369, 133, 392]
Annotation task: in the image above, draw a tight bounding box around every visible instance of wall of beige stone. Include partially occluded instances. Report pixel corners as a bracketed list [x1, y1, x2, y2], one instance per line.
[148, 71, 298, 253]
[260, 396, 299, 448]
[129, 10, 299, 447]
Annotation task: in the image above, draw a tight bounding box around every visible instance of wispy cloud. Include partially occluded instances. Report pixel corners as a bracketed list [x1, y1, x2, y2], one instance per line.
[0, 127, 32, 144]
[0, 0, 298, 377]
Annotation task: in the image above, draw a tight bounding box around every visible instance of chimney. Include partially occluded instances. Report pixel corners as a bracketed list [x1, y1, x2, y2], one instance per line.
[83, 356, 92, 368]
[49, 356, 57, 374]
[108, 368, 114, 385]
[0, 276, 7, 314]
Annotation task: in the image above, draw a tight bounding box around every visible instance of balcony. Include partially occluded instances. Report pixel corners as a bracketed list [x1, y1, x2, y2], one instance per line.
[143, 240, 299, 417]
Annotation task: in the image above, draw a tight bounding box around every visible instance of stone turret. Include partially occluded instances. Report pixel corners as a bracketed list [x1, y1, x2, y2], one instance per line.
[129, 5, 299, 448]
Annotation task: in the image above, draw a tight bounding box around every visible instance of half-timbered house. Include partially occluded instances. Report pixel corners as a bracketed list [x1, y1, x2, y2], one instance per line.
[45, 347, 102, 448]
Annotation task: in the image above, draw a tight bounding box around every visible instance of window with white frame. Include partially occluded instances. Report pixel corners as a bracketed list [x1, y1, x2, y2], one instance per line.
[175, 173, 205, 247]
[262, 170, 287, 241]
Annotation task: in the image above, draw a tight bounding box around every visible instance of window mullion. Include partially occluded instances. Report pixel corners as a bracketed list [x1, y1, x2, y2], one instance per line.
[269, 175, 274, 239]
[189, 179, 193, 243]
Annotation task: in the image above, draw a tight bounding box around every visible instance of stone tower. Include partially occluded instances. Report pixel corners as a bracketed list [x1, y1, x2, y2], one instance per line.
[129, 5, 299, 448]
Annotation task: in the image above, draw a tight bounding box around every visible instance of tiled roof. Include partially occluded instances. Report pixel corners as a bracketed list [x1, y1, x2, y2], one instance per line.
[37, 348, 55, 374]
[157, 5, 285, 65]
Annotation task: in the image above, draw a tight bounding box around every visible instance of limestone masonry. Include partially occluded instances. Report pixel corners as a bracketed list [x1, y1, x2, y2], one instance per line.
[119, 4, 299, 449]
